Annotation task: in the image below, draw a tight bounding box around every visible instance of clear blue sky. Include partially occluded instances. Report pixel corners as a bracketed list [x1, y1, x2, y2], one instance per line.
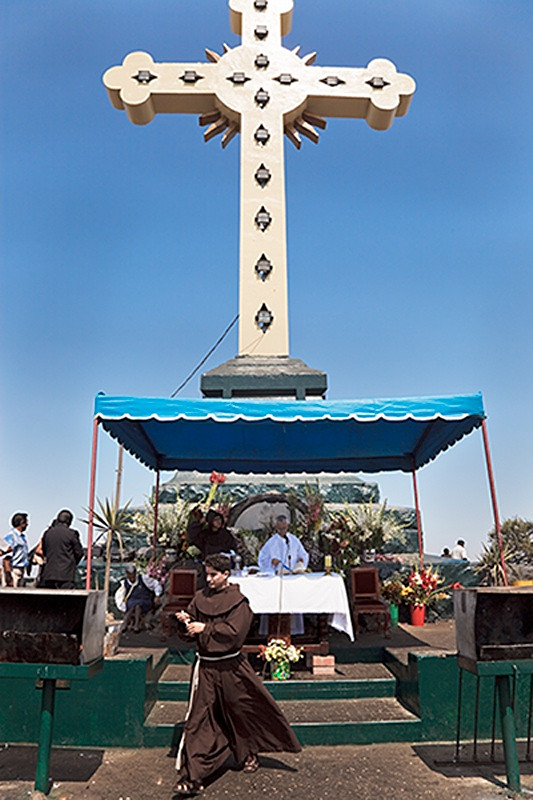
[2, 0, 532, 558]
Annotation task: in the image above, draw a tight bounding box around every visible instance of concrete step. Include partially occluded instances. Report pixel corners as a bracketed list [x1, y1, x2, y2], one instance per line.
[161, 662, 393, 681]
[157, 662, 397, 701]
[143, 697, 421, 747]
[148, 696, 416, 725]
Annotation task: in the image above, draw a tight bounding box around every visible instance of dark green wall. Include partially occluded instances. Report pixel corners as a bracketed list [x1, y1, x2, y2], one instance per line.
[0, 653, 167, 748]
[388, 650, 532, 740]
[1, 649, 531, 748]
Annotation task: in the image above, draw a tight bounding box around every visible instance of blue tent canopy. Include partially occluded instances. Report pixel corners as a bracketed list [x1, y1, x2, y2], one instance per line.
[94, 392, 485, 474]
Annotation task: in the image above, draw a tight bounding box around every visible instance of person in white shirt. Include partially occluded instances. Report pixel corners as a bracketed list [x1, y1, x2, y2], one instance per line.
[257, 515, 309, 636]
[450, 539, 468, 560]
[257, 515, 309, 574]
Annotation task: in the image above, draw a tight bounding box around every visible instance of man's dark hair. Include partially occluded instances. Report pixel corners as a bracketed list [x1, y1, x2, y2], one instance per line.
[457, 539, 465, 547]
[11, 512, 28, 529]
[57, 509, 73, 526]
[205, 553, 231, 574]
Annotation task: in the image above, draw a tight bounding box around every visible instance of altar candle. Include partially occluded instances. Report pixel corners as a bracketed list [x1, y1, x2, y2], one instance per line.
[324, 555, 332, 571]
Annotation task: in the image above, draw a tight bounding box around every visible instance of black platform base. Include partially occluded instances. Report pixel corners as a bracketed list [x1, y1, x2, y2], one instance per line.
[200, 355, 327, 399]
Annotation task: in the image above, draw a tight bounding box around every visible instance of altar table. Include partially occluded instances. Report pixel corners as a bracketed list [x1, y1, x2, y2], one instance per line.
[229, 572, 354, 641]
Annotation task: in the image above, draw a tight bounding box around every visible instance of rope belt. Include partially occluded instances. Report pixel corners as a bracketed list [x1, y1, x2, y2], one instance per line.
[198, 650, 241, 662]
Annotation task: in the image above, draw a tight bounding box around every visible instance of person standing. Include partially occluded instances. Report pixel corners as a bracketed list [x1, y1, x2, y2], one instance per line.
[257, 514, 309, 635]
[4, 512, 30, 587]
[450, 539, 468, 560]
[258, 514, 309, 573]
[0, 534, 10, 586]
[174, 553, 301, 796]
[188, 509, 239, 560]
[40, 509, 84, 589]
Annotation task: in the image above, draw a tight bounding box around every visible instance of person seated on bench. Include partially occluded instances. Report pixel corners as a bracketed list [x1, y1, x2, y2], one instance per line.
[115, 565, 162, 633]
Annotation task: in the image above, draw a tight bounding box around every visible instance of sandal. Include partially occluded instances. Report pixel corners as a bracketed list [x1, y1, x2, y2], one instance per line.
[243, 754, 259, 773]
[172, 779, 204, 796]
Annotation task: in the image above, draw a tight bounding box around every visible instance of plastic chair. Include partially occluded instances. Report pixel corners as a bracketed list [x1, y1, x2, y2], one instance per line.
[350, 567, 391, 638]
[160, 568, 198, 637]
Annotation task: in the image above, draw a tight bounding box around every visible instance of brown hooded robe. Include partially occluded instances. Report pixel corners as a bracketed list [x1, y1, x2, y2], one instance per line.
[177, 583, 301, 784]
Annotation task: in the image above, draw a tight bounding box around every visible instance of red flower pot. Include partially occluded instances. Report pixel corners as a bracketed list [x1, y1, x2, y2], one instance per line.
[409, 604, 426, 626]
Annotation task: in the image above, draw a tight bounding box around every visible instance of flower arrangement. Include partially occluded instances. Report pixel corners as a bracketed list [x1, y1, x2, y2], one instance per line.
[205, 471, 227, 510]
[145, 554, 171, 584]
[381, 577, 404, 606]
[258, 639, 303, 665]
[323, 501, 406, 577]
[400, 565, 446, 607]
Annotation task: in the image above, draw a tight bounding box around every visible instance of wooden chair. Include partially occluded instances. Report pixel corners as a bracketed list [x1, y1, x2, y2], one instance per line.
[350, 567, 391, 638]
[160, 568, 198, 638]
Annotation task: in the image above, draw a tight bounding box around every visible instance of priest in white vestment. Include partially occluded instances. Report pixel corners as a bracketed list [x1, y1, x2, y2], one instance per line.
[258, 515, 309, 574]
[257, 515, 309, 635]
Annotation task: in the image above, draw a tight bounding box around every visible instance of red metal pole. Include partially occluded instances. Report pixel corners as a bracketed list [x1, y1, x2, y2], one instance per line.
[85, 417, 99, 590]
[481, 420, 509, 586]
[411, 459, 424, 567]
[152, 467, 160, 553]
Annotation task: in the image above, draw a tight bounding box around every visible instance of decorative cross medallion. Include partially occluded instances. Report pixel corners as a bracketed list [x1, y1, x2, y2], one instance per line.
[103, 0, 415, 357]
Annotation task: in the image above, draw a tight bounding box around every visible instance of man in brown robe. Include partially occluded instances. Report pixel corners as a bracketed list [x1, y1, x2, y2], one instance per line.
[174, 553, 301, 795]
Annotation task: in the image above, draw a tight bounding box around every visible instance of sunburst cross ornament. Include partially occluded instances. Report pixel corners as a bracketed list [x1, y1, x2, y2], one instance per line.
[103, 0, 415, 358]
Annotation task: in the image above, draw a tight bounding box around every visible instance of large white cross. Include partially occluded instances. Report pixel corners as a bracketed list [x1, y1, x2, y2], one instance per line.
[103, 0, 415, 357]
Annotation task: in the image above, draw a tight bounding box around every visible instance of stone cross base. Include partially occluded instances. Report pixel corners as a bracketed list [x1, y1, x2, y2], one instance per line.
[200, 354, 327, 399]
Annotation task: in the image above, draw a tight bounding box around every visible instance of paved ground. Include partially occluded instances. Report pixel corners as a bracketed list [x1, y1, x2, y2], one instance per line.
[3, 622, 531, 799]
[1, 742, 532, 800]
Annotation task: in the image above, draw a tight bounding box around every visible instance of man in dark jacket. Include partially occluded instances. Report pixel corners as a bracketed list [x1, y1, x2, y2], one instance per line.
[40, 509, 84, 589]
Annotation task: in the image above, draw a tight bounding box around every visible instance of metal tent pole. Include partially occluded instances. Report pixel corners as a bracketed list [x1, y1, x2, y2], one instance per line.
[85, 417, 99, 590]
[411, 459, 424, 566]
[481, 420, 508, 586]
[152, 467, 160, 552]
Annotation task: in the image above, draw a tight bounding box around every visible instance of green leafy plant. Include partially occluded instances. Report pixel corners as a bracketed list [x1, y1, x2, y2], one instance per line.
[488, 517, 533, 563]
[132, 497, 194, 553]
[476, 516, 533, 586]
[86, 498, 133, 595]
[324, 500, 406, 577]
[475, 541, 520, 586]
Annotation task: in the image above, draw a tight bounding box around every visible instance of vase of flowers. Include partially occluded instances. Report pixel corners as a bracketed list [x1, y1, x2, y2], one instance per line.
[258, 639, 303, 681]
[271, 661, 291, 681]
[381, 577, 404, 627]
[400, 565, 446, 626]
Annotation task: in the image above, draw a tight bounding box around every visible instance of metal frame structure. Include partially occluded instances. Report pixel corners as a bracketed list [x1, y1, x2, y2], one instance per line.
[85, 394, 508, 588]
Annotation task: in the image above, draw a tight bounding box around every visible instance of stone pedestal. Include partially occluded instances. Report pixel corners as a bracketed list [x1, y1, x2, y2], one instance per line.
[200, 355, 327, 399]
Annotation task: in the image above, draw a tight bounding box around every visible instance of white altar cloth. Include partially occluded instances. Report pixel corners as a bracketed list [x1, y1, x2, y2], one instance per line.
[229, 572, 354, 641]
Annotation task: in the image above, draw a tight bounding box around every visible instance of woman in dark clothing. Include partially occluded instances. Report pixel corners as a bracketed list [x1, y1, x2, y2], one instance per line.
[174, 553, 301, 795]
[187, 510, 238, 560]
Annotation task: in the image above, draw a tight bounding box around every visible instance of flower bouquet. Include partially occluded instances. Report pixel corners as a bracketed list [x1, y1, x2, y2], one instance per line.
[258, 639, 303, 681]
[381, 577, 404, 626]
[381, 578, 404, 606]
[401, 565, 447, 625]
[204, 471, 227, 510]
